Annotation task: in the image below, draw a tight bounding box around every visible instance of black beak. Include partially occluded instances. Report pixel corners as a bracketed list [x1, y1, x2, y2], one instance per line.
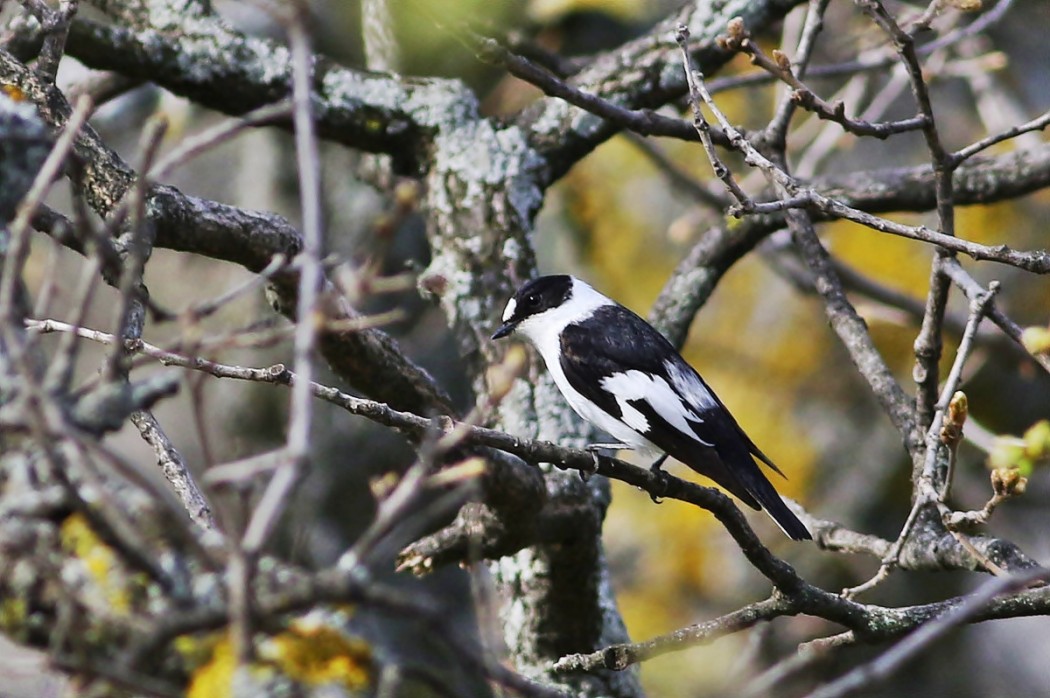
[492, 321, 516, 340]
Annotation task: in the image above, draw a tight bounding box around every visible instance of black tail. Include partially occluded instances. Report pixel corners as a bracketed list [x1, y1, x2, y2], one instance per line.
[737, 442, 811, 540]
[647, 402, 812, 540]
[749, 479, 811, 541]
[711, 438, 812, 541]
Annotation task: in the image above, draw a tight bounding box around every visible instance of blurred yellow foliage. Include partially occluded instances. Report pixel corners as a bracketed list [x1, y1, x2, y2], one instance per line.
[824, 217, 934, 372]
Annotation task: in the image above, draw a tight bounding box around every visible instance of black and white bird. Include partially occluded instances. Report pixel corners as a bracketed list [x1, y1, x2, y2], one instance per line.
[492, 274, 811, 541]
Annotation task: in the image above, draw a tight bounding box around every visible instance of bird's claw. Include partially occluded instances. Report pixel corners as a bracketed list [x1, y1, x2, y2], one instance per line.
[648, 470, 671, 503]
[648, 455, 670, 503]
[578, 452, 598, 483]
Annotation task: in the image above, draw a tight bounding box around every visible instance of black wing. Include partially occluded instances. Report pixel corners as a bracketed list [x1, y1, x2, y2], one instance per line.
[559, 306, 810, 540]
[557, 306, 671, 424]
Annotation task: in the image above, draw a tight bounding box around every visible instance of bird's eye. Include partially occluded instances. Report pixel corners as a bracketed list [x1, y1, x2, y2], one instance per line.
[525, 294, 538, 307]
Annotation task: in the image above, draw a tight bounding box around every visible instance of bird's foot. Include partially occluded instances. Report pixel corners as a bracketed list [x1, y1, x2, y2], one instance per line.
[648, 454, 670, 503]
[579, 452, 598, 483]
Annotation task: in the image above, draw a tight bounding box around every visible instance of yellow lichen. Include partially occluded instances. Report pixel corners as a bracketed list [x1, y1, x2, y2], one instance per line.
[59, 513, 132, 614]
[186, 620, 372, 697]
[187, 637, 279, 697]
[1, 84, 26, 101]
[261, 619, 372, 691]
[0, 597, 26, 631]
[175, 631, 224, 670]
[187, 636, 241, 698]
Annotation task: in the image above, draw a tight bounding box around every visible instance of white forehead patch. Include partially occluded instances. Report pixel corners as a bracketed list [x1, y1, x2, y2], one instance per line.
[502, 297, 517, 322]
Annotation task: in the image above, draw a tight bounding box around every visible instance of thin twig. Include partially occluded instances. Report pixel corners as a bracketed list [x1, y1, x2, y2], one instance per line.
[677, 27, 752, 207]
[740, 632, 855, 698]
[18, 0, 79, 82]
[853, 0, 959, 470]
[843, 280, 999, 597]
[184, 254, 288, 321]
[552, 596, 786, 673]
[675, 24, 918, 449]
[721, 13, 926, 141]
[146, 100, 294, 183]
[919, 282, 999, 491]
[103, 114, 168, 382]
[0, 93, 92, 326]
[41, 243, 103, 392]
[805, 568, 1050, 698]
[812, 197, 1050, 273]
[129, 410, 214, 530]
[241, 4, 326, 554]
[474, 33, 729, 146]
[763, 0, 832, 147]
[950, 109, 1050, 166]
[699, 0, 1016, 98]
[940, 258, 1050, 375]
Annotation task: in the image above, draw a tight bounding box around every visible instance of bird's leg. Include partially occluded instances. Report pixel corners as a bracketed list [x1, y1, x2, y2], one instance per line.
[648, 453, 671, 503]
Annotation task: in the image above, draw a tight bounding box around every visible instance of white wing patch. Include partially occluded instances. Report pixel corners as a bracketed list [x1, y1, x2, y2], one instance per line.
[600, 370, 713, 447]
[663, 358, 717, 411]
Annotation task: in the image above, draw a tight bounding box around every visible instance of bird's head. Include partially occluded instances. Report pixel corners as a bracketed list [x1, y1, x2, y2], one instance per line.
[493, 275, 612, 344]
[492, 275, 575, 341]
